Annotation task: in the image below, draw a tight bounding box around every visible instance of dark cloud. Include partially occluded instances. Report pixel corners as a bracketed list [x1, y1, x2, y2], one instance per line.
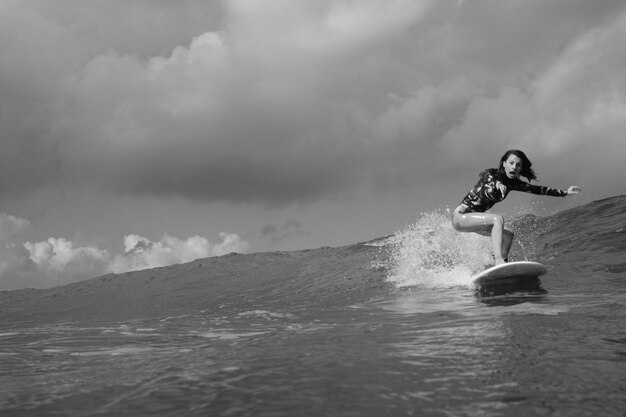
[1, 0, 625, 206]
[261, 219, 311, 243]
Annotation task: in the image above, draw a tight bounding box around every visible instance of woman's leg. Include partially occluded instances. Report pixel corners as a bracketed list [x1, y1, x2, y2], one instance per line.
[452, 211, 509, 265]
[502, 229, 514, 260]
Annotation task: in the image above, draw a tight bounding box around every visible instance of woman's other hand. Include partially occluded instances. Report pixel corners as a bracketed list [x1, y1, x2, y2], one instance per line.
[566, 185, 582, 195]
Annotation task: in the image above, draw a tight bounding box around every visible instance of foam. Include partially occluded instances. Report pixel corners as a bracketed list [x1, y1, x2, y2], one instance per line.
[386, 210, 492, 288]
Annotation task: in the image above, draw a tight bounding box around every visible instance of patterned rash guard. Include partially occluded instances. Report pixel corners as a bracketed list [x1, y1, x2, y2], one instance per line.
[459, 168, 567, 213]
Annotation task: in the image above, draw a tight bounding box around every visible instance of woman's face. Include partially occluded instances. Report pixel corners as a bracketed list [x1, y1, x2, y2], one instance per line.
[503, 154, 522, 179]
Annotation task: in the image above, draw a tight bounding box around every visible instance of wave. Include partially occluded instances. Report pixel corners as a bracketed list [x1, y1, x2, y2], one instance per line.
[1, 195, 625, 325]
[388, 195, 626, 286]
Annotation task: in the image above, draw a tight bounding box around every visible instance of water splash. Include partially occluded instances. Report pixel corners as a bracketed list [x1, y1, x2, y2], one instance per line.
[386, 210, 492, 288]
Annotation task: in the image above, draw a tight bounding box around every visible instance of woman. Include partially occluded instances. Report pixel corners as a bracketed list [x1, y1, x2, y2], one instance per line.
[452, 149, 581, 266]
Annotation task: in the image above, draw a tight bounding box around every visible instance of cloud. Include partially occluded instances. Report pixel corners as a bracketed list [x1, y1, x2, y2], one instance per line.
[1, 0, 626, 206]
[0, 212, 250, 290]
[0, 0, 441, 204]
[45, 0, 438, 204]
[0, 213, 32, 240]
[109, 232, 249, 273]
[25, 238, 110, 275]
[260, 219, 311, 243]
[0, 214, 36, 287]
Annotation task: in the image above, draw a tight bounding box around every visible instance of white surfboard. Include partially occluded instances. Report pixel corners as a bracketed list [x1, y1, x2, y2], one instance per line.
[471, 261, 547, 286]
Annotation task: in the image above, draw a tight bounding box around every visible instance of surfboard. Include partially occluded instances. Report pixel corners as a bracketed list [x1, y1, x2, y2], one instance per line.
[471, 261, 547, 286]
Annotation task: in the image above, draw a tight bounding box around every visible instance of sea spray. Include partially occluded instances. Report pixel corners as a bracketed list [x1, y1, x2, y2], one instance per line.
[386, 210, 492, 288]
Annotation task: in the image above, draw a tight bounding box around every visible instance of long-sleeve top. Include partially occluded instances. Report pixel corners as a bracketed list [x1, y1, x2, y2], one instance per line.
[459, 168, 567, 213]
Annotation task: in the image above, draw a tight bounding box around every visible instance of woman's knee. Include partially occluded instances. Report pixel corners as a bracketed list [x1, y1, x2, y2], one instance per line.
[451, 213, 464, 231]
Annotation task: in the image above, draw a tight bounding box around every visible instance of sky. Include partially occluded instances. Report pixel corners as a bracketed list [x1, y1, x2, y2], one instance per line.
[1, 0, 625, 289]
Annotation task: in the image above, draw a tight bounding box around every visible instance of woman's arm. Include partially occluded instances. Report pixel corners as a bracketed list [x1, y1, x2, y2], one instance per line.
[513, 181, 581, 197]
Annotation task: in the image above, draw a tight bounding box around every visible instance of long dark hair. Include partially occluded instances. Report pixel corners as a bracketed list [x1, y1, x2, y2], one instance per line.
[498, 149, 537, 182]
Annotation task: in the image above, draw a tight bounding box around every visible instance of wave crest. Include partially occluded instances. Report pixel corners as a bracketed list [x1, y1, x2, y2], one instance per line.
[386, 210, 492, 288]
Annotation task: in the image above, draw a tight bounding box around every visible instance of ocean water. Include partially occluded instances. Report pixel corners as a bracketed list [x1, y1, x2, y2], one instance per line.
[1, 196, 625, 417]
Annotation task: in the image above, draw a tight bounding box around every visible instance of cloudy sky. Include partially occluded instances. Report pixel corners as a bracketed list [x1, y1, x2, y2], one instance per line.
[1, 0, 625, 289]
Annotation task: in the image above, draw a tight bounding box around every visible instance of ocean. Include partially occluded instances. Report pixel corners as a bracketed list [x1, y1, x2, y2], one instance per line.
[1, 195, 625, 417]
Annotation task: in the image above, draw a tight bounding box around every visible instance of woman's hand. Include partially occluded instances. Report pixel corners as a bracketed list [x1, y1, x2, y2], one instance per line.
[496, 181, 507, 196]
[566, 185, 582, 195]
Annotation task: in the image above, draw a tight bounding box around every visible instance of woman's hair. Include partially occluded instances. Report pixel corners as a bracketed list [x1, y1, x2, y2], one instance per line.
[498, 149, 537, 182]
